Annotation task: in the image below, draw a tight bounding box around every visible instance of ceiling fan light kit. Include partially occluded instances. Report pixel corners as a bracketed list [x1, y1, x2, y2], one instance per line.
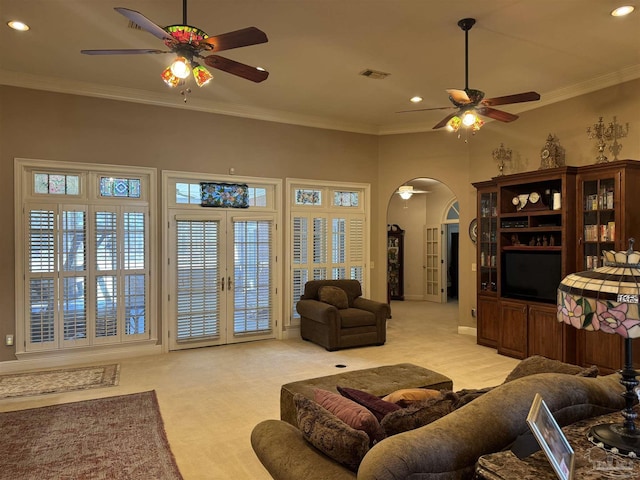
[81, 1, 269, 100]
[398, 17, 541, 138]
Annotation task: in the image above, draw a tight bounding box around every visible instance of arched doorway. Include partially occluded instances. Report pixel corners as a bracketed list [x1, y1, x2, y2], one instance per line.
[387, 178, 458, 303]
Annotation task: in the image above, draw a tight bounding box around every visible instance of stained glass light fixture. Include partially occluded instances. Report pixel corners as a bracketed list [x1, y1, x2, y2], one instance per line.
[557, 239, 640, 456]
[159, 25, 214, 90]
[446, 111, 484, 134]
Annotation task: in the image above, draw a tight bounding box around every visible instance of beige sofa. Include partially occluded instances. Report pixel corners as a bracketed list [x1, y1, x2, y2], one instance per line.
[251, 372, 625, 480]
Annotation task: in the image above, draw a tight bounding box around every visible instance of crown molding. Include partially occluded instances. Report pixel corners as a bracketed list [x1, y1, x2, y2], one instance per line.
[2, 64, 640, 136]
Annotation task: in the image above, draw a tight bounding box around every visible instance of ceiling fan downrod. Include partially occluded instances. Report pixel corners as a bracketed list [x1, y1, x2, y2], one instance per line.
[457, 18, 475, 92]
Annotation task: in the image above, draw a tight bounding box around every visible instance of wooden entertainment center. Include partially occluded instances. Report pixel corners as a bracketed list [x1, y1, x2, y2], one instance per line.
[473, 160, 640, 373]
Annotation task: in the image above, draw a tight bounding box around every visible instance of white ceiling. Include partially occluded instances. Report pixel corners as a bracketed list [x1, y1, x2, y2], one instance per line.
[1, 1, 639, 135]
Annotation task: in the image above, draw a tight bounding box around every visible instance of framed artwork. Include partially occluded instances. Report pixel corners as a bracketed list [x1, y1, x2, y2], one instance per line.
[200, 182, 249, 208]
[526, 393, 575, 480]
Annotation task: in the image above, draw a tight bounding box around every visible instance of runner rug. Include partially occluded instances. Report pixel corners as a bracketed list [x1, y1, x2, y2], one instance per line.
[0, 364, 120, 399]
[0, 391, 183, 479]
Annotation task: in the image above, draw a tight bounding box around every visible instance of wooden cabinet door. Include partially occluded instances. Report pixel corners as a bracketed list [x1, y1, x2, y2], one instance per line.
[528, 303, 567, 361]
[477, 296, 499, 348]
[498, 300, 528, 359]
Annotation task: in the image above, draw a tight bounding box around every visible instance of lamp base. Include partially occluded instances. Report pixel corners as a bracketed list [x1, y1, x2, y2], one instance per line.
[589, 423, 640, 456]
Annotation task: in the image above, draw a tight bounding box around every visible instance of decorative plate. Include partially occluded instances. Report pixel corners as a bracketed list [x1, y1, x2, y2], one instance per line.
[469, 218, 478, 245]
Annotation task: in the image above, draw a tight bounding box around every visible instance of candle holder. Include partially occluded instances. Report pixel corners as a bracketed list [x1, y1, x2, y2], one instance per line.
[608, 116, 629, 161]
[587, 116, 629, 163]
[492, 143, 512, 176]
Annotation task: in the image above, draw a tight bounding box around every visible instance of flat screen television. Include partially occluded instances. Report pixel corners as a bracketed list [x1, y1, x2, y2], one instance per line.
[501, 251, 562, 304]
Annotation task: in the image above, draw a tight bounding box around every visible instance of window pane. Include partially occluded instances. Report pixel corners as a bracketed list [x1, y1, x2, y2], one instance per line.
[313, 218, 327, 264]
[334, 191, 359, 207]
[292, 217, 308, 264]
[295, 189, 322, 206]
[176, 220, 220, 341]
[29, 278, 55, 343]
[248, 187, 267, 207]
[63, 276, 86, 340]
[332, 218, 346, 264]
[96, 275, 118, 337]
[233, 220, 272, 335]
[62, 210, 86, 272]
[29, 210, 55, 273]
[125, 274, 146, 335]
[95, 212, 117, 271]
[124, 212, 145, 270]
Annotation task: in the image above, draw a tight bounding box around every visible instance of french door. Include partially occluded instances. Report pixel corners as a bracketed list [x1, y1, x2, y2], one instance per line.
[168, 212, 276, 350]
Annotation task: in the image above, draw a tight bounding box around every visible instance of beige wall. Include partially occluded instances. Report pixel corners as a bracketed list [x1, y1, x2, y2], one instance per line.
[1, 78, 639, 362]
[0, 86, 379, 362]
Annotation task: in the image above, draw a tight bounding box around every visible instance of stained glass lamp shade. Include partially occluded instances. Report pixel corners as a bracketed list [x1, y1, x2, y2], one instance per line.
[557, 240, 640, 456]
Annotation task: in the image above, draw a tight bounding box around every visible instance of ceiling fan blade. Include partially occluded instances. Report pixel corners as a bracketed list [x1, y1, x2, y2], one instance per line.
[202, 27, 268, 52]
[477, 106, 519, 122]
[481, 91, 541, 106]
[446, 89, 471, 104]
[203, 55, 269, 82]
[433, 112, 459, 130]
[114, 7, 172, 41]
[396, 106, 454, 113]
[81, 49, 167, 55]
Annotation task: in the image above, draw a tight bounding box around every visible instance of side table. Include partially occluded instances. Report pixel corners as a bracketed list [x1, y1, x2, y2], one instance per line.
[475, 409, 640, 480]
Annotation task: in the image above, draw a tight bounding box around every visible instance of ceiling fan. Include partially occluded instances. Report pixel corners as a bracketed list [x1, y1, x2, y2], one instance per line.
[396, 185, 430, 200]
[399, 18, 540, 132]
[81, 0, 268, 91]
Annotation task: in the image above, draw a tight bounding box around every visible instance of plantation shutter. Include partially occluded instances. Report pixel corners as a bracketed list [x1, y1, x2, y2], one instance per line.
[27, 207, 57, 350]
[175, 219, 221, 341]
[349, 217, 365, 284]
[232, 218, 273, 336]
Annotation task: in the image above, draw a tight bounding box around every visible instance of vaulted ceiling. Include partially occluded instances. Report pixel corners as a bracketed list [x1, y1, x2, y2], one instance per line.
[1, 1, 638, 134]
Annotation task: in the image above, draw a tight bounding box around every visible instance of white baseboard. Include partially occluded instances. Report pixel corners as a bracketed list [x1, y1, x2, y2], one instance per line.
[3, 344, 162, 374]
[458, 326, 477, 337]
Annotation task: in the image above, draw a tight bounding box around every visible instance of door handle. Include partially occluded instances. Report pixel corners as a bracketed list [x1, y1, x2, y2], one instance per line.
[228, 276, 233, 290]
[221, 277, 225, 291]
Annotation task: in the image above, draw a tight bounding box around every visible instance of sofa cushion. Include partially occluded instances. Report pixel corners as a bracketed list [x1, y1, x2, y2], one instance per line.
[318, 286, 349, 309]
[314, 388, 385, 443]
[380, 391, 459, 436]
[503, 355, 599, 384]
[293, 393, 369, 472]
[382, 388, 442, 406]
[337, 386, 401, 421]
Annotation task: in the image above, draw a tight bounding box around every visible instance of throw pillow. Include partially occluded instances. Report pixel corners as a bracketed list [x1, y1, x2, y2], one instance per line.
[381, 391, 459, 436]
[382, 388, 442, 407]
[318, 286, 349, 309]
[337, 386, 401, 421]
[503, 355, 599, 384]
[294, 394, 369, 472]
[314, 388, 385, 444]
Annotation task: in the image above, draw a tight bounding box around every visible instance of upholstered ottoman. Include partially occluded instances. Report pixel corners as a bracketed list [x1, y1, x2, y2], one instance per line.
[280, 363, 453, 426]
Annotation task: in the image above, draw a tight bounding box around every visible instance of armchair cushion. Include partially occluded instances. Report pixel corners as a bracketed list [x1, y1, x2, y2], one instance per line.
[318, 286, 349, 309]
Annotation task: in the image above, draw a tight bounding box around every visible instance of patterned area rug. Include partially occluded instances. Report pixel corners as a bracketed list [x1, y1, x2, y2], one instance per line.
[0, 364, 120, 399]
[0, 391, 183, 479]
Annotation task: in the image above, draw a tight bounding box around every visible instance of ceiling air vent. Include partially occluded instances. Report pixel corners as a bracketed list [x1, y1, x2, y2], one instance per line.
[359, 69, 391, 80]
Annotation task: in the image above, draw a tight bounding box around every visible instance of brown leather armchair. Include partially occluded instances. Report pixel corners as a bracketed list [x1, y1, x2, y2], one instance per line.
[296, 279, 390, 351]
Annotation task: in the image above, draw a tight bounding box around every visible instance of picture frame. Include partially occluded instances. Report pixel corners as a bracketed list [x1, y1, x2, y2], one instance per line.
[526, 393, 575, 480]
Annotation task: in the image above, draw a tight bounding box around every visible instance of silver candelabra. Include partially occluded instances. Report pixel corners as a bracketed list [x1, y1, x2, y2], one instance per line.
[492, 143, 512, 176]
[587, 116, 629, 163]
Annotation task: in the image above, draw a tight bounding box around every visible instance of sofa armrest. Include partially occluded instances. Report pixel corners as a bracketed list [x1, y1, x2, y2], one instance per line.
[357, 373, 624, 480]
[296, 299, 339, 324]
[352, 297, 390, 317]
[251, 420, 356, 480]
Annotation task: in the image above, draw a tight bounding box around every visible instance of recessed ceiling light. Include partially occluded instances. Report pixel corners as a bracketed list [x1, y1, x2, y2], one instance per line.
[7, 20, 30, 31]
[611, 5, 635, 16]
[410, 96, 423, 103]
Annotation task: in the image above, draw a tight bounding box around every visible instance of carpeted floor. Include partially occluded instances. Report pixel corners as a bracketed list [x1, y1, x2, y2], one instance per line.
[0, 391, 183, 480]
[0, 364, 120, 399]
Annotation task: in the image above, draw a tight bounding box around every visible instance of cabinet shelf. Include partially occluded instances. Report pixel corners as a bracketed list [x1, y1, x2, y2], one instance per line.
[501, 226, 562, 232]
[502, 246, 562, 252]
